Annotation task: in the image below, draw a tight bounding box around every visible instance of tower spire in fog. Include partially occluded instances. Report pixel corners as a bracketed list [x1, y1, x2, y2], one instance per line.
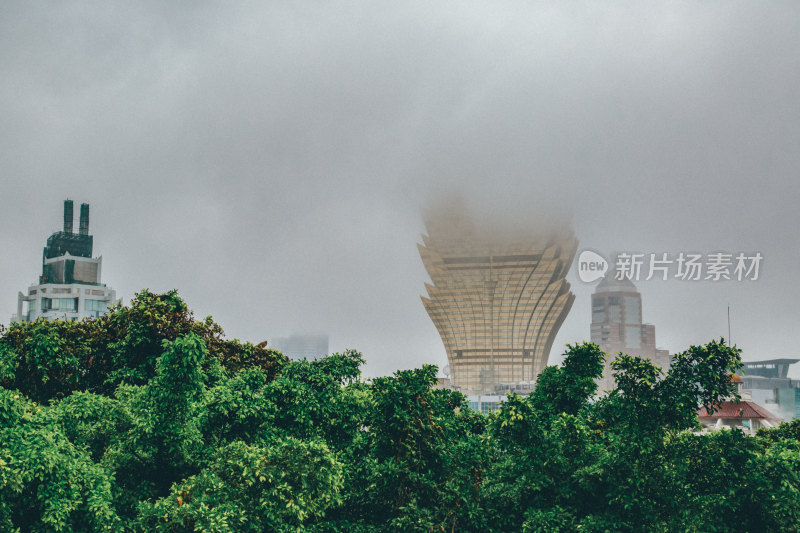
[419, 200, 577, 394]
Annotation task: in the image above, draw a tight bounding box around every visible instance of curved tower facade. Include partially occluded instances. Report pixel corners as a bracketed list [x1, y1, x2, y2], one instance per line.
[419, 205, 577, 394]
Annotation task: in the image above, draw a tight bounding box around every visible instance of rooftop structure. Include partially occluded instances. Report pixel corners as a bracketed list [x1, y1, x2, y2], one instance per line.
[13, 200, 117, 323]
[739, 359, 800, 379]
[419, 202, 577, 394]
[697, 375, 783, 435]
[697, 401, 782, 434]
[737, 358, 800, 421]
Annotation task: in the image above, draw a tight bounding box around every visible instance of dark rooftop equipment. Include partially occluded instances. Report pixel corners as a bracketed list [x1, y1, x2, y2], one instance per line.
[38, 200, 104, 285]
[40, 201, 95, 283]
[79, 203, 89, 235]
[63, 200, 74, 233]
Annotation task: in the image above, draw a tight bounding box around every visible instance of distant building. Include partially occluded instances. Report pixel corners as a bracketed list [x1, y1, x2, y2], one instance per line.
[590, 275, 670, 392]
[419, 202, 577, 395]
[697, 374, 783, 435]
[737, 358, 800, 421]
[435, 377, 453, 390]
[271, 333, 329, 360]
[13, 200, 116, 323]
[466, 395, 505, 414]
[740, 359, 799, 379]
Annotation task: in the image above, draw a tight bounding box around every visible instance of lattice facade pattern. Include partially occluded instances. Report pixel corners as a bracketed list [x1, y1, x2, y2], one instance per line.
[419, 211, 577, 394]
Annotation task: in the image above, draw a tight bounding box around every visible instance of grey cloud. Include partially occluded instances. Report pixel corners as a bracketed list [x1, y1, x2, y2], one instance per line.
[2, 2, 799, 378]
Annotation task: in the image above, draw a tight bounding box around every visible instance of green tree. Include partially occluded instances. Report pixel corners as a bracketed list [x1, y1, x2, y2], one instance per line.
[484, 343, 607, 532]
[2, 290, 799, 533]
[0, 290, 287, 404]
[0, 388, 120, 532]
[335, 365, 488, 532]
[138, 438, 343, 533]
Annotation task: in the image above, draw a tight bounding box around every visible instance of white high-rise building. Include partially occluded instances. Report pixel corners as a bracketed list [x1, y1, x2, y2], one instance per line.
[13, 200, 117, 323]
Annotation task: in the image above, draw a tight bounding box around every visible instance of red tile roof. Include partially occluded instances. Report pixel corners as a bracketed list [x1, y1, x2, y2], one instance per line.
[697, 400, 781, 420]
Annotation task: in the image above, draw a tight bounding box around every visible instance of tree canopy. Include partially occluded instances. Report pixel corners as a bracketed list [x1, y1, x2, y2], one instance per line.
[1, 291, 798, 532]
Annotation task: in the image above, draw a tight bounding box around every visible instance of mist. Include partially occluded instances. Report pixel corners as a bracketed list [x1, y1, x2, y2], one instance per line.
[2, 1, 799, 378]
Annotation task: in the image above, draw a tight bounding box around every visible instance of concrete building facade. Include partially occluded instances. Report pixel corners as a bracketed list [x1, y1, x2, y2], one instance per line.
[737, 359, 800, 421]
[590, 275, 670, 392]
[13, 200, 117, 323]
[419, 205, 577, 394]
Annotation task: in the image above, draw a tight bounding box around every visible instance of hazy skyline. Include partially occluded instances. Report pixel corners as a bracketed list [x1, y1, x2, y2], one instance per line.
[2, 2, 799, 378]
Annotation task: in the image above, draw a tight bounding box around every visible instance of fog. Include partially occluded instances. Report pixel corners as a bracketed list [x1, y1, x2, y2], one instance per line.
[2, 2, 799, 377]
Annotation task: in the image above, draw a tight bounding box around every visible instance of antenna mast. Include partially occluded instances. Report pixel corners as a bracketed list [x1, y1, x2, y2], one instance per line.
[728, 305, 732, 345]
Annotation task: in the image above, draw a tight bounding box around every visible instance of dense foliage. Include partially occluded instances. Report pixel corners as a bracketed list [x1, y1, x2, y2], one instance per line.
[1, 291, 799, 532]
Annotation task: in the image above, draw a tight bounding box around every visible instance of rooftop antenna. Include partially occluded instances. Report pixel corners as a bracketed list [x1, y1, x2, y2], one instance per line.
[728, 305, 732, 345]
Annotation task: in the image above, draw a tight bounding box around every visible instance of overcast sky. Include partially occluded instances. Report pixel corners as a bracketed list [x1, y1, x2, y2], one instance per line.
[2, 2, 799, 378]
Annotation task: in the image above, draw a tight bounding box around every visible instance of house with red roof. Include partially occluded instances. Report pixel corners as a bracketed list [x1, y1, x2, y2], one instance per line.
[697, 374, 783, 435]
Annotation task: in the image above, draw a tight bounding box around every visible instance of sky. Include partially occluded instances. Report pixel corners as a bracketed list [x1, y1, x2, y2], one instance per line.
[2, 1, 799, 378]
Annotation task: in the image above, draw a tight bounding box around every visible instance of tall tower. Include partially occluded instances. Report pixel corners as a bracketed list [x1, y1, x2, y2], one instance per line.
[13, 200, 117, 323]
[419, 203, 577, 394]
[590, 275, 670, 391]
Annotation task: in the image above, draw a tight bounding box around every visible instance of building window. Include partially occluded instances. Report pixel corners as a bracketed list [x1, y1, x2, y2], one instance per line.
[85, 299, 108, 312]
[481, 402, 499, 414]
[624, 296, 641, 324]
[84, 299, 109, 318]
[625, 326, 641, 349]
[592, 297, 605, 322]
[609, 303, 622, 323]
[24, 300, 36, 321]
[41, 297, 78, 313]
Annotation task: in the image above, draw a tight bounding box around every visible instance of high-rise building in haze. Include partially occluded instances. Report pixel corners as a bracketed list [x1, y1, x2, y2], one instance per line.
[271, 333, 329, 360]
[590, 275, 670, 391]
[419, 204, 577, 394]
[13, 200, 117, 323]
